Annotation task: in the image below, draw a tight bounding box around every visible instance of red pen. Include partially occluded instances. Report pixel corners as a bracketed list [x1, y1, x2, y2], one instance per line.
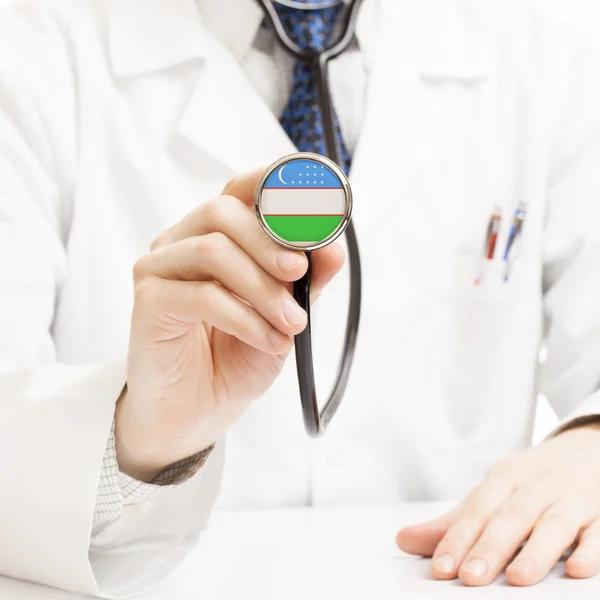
[475, 205, 502, 285]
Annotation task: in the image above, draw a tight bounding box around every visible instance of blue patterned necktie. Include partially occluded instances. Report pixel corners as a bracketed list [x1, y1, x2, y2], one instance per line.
[273, 0, 352, 173]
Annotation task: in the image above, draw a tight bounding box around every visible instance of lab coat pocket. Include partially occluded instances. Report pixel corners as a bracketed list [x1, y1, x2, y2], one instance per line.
[424, 253, 541, 451]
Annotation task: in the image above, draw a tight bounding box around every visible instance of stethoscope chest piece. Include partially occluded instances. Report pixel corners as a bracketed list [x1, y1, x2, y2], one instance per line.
[255, 152, 352, 252]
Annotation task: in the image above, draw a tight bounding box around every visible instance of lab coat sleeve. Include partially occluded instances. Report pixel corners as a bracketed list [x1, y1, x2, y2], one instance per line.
[94, 422, 215, 524]
[539, 41, 600, 433]
[0, 7, 223, 598]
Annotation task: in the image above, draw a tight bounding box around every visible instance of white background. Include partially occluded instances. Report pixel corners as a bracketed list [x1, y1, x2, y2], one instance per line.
[6, 0, 599, 44]
[2, 0, 600, 38]
[0, 1, 597, 40]
[1, 0, 599, 439]
[528, 0, 600, 51]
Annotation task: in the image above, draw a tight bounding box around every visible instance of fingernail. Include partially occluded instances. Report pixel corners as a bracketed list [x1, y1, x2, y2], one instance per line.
[267, 328, 291, 350]
[277, 252, 303, 272]
[510, 557, 536, 577]
[463, 558, 488, 579]
[433, 554, 456, 574]
[282, 298, 306, 325]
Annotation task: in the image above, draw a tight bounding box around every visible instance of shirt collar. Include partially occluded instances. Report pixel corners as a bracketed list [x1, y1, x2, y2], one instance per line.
[107, 0, 495, 80]
[195, 0, 264, 62]
[197, 0, 372, 63]
[108, 0, 374, 77]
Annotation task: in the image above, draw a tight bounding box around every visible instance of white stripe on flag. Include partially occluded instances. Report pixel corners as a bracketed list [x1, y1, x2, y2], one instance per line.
[262, 188, 346, 215]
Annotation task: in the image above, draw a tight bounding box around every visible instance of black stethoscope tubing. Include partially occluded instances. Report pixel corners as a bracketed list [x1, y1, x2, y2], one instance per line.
[257, 0, 364, 437]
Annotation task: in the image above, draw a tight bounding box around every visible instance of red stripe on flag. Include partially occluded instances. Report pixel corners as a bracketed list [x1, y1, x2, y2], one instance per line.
[263, 187, 343, 190]
[263, 214, 345, 217]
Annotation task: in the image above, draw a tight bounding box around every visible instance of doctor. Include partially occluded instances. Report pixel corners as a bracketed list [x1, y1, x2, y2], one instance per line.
[2, 0, 600, 596]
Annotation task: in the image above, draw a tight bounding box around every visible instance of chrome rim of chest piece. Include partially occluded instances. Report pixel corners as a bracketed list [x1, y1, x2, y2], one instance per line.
[255, 153, 353, 252]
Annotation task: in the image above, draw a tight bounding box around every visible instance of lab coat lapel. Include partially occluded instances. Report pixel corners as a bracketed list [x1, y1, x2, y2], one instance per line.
[108, 0, 498, 201]
[108, 0, 209, 76]
[350, 0, 497, 235]
[173, 0, 296, 174]
[108, 0, 295, 174]
[175, 46, 296, 174]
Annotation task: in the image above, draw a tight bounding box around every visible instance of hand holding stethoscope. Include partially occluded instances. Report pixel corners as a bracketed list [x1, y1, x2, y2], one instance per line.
[255, 0, 363, 437]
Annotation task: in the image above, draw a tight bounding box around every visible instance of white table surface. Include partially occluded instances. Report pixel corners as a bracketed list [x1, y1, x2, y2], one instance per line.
[1, 502, 599, 599]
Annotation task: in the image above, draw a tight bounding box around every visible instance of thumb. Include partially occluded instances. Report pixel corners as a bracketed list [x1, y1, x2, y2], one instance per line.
[396, 510, 455, 557]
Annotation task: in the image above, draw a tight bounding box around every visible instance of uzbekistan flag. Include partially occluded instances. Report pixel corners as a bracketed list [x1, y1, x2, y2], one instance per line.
[261, 158, 346, 245]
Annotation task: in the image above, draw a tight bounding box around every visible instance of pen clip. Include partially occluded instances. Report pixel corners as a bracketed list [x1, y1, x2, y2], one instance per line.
[475, 205, 502, 285]
[503, 200, 527, 281]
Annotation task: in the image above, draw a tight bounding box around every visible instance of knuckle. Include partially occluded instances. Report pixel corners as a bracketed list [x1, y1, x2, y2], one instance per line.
[484, 511, 520, 537]
[538, 510, 578, 535]
[494, 501, 528, 524]
[203, 195, 237, 227]
[201, 197, 225, 226]
[220, 177, 238, 196]
[132, 255, 151, 282]
[133, 276, 162, 307]
[441, 527, 471, 549]
[217, 193, 240, 210]
[457, 508, 488, 531]
[253, 221, 279, 254]
[150, 225, 174, 251]
[186, 231, 230, 262]
[485, 459, 513, 482]
[187, 235, 208, 257]
[149, 235, 162, 252]
[197, 280, 220, 303]
[204, 230, 231, 259]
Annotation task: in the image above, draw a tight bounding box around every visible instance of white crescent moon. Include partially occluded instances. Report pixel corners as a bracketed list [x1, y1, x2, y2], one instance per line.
[278, 165, 288, 185]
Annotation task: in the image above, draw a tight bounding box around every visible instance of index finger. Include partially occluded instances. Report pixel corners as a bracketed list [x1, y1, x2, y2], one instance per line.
[221, 167, 266, 207]
[150, 168, 267, 251]
[223, 168, 346, 295]
[152, 167, 345, 292]
[431, 474, 515, 580]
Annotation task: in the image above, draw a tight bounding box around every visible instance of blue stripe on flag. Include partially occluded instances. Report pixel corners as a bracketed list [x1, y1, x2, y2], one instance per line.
[264, 158, 343, 189]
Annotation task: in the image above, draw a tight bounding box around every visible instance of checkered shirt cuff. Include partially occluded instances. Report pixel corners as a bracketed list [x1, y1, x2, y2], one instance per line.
[94, 422, 215, 524]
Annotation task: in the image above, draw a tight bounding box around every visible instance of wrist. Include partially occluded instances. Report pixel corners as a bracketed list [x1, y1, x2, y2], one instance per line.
[114, 387, 163, 481]
[114, 386, 216, 482]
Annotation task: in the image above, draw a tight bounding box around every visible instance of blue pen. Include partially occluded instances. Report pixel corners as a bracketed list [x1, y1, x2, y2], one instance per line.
[503, 201, 527, 282]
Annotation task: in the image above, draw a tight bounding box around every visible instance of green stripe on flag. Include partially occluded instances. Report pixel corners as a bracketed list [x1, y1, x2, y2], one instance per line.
[264, 215, 343, 242]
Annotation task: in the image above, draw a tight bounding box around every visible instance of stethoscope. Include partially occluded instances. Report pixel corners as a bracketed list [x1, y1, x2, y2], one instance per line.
[255, 0, 364, 437]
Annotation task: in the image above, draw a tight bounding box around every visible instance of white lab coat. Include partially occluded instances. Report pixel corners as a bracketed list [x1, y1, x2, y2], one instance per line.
[1, 0, 600, 596]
